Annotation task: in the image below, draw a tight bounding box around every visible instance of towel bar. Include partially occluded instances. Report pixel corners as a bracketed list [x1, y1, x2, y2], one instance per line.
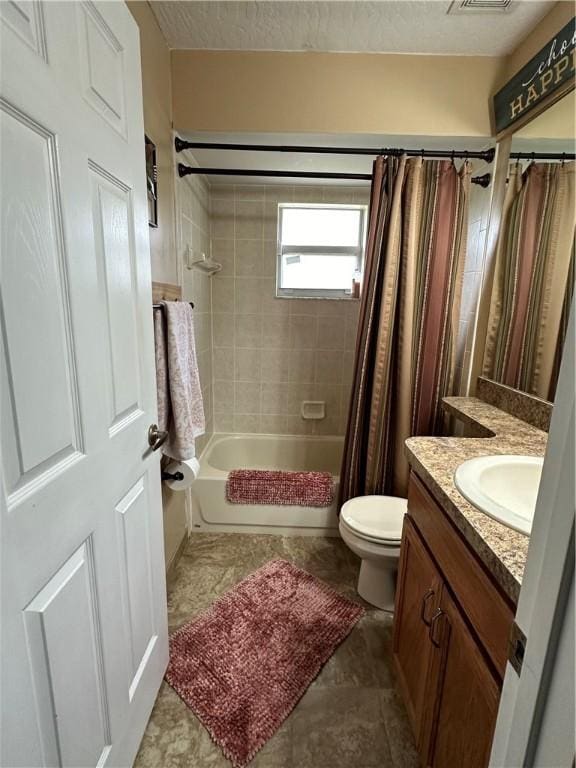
[153, 301, 194, 310]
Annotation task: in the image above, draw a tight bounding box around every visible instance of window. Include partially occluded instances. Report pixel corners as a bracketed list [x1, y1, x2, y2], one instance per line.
[276, 203, 367, 299]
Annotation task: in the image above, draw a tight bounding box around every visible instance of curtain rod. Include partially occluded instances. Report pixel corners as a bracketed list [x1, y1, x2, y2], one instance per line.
[509, 151, 575, 161]
[177, 163, 493, 187]
[175, 137, 496, 163]
[178, 165, 372, 181]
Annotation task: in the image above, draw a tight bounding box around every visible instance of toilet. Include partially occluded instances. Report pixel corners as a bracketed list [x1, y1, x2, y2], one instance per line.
[339, 495, 407, 611]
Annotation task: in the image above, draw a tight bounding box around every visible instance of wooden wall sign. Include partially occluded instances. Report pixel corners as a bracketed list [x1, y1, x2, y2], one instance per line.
[493, 17, 575, 137]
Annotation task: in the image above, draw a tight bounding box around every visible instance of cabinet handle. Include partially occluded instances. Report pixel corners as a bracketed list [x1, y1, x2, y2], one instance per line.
[429, 608, 444, 648]
[420, 589, 435, 626]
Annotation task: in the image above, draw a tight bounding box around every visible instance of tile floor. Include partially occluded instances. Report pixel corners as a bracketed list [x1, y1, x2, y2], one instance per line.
[134, 533, 419, 768]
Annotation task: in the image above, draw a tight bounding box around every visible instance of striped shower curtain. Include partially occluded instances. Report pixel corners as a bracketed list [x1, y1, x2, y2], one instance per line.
[339, 155, 471, 503]
[483, 161, 575, 401]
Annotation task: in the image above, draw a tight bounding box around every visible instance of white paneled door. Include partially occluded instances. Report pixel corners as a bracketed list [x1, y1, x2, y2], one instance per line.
[0, 2, 168, 766]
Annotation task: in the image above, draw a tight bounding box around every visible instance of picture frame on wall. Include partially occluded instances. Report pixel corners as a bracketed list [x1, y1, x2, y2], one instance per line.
[145, 135, 158, 228]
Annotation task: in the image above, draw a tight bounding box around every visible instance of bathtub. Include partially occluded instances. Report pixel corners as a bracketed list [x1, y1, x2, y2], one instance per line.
[190, 433, 344, 536]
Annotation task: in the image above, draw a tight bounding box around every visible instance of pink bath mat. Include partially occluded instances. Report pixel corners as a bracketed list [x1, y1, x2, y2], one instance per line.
[165, 559, 364, 767]
[226, 469, 334, 507]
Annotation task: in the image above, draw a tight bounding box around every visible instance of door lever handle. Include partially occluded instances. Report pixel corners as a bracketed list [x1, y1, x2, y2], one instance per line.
[420, 589, 435, 626]
[148, 424, 168, 451]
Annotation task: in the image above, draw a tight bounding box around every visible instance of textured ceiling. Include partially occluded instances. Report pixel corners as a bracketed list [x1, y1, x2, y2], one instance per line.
[151, 1, 554, 55]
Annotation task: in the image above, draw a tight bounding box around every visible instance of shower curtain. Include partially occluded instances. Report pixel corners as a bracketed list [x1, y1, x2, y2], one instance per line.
[483, 161, 575, 401]
[339, 155, 471, 503]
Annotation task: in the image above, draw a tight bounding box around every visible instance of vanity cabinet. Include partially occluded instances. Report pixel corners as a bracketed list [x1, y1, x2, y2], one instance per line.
[393, 474, 514, 768]
[393, 516, 442, 742]
[426, 585, 500, 768]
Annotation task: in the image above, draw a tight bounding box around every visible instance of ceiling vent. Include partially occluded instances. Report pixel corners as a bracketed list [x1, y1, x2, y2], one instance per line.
[448, 0, 514, 13]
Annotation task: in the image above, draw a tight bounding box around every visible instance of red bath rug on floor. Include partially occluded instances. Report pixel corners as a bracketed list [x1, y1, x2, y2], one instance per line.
[225, 469, 334, 507]
[165, 559, 364, 768]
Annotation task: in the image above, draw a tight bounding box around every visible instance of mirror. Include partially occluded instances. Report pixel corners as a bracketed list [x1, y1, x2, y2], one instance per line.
[482, 90, 575, 402]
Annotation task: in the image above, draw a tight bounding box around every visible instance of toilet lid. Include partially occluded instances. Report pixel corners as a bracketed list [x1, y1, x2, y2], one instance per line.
[340, 495, 407, 542]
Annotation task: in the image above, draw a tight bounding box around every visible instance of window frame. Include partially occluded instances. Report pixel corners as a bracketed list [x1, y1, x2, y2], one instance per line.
[276, 202, 368, 299]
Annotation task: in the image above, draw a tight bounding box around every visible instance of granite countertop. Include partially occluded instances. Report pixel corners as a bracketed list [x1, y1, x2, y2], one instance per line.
[405, 397, 548, 605]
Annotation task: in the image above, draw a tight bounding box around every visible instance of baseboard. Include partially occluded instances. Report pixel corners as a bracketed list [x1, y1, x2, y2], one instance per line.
[165, 531, 188, 584]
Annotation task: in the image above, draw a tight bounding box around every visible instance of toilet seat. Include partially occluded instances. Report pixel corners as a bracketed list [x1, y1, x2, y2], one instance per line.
[340, 495, 407, 544]
[340, 516, 402, 547]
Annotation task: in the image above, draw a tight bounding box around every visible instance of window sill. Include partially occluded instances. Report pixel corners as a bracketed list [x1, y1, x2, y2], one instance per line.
[275, 294, 360, 301]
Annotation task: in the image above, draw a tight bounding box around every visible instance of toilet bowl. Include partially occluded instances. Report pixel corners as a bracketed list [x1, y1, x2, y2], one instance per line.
[339, 495, 407, 611]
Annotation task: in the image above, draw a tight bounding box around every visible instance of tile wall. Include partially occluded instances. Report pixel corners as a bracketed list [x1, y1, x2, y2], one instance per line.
[176, 173, 214, 453]
[454, 161, 493, 395]
[176, 170, 489, 443]
[209, 183, 370, 435]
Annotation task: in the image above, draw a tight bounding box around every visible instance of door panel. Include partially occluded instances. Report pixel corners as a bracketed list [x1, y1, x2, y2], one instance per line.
[1, 3, 168, 766]
[116, 477, 157, 699]
[24, 540, 111, 768]
[78, 2, 127, 137]
[0, 0, 47, 59]
[393, 516, 442, 748]
[0, 102, 83, 503]
[426, 588, 500, 768]
[90, 164, 142, 434]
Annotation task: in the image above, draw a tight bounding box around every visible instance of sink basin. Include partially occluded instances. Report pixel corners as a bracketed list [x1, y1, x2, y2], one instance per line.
[454, 455, 543, 535]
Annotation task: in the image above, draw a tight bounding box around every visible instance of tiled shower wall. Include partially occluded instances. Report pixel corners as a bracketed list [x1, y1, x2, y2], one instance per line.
[454, 161, 493, 395]
[176, 171, 489, 445]
[209, 184, 370, 436]
[177, 174, 213, 453]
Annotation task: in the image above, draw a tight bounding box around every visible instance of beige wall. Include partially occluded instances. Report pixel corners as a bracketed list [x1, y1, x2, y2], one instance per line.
[497, 1, 575, 88]
[128, 1, 187, 572]
[210, 184, 366, 435]
[128, 1, 177, 285]
[492, 2, 575, 137]
[171, 50, 502, 137]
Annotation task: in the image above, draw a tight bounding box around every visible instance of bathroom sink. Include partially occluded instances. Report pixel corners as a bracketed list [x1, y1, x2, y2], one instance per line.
[454, 455, 543, 535]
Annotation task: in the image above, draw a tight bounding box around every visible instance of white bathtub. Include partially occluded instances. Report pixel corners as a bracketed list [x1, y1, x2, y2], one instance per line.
[190, 433, 344, 536]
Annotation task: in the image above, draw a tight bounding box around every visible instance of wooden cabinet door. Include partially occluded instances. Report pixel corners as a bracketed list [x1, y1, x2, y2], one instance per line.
[426, 587, 500, 768]
[393, 517, 442, 750]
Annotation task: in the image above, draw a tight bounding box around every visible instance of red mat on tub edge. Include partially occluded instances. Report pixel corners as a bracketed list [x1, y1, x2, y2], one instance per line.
[165, 559, 365, 768]
[226, 469, 334, 507]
